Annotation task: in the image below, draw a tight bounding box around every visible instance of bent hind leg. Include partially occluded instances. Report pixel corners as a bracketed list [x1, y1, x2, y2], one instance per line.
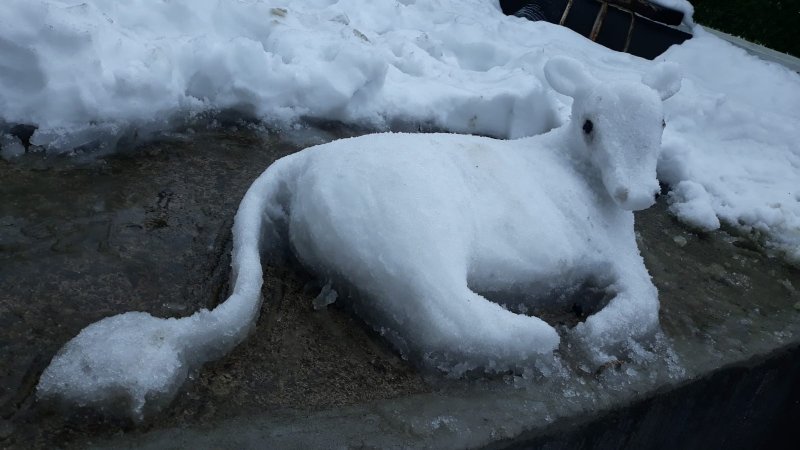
[373, 273, 560, 374]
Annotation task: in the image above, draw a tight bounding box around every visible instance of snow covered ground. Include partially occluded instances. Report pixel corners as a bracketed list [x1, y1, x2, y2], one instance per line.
[1, 0, 797, 262]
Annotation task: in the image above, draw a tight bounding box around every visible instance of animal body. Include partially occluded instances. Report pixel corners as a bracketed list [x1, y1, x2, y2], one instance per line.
[37, 57, 681, 419]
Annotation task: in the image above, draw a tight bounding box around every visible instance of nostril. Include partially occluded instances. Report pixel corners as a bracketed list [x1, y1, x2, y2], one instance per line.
[615, 187, 629, 203]
[654, 191, 661, 201]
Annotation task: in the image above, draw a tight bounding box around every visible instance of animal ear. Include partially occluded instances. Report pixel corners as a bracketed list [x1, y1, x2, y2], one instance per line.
[642, 61, 682, 101]
[544, 56, 597, 98]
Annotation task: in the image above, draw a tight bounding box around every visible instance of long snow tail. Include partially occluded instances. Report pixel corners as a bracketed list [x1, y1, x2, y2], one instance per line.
[179, 153, 302, 361]
[37, 153, 303, 420]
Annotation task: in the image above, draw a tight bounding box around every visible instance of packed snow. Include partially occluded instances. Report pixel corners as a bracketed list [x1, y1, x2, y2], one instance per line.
[37, 56, 679, 418]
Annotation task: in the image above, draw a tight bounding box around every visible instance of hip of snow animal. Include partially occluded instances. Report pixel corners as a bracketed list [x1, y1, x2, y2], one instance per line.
[37, 56, 682, 420]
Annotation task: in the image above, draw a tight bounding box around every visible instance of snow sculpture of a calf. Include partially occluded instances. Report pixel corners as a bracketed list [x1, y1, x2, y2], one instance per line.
[38, 57, 681, 420]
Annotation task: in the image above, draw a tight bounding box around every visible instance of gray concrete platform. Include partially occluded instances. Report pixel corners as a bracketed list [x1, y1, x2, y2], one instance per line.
[703, 27, 800, 73]
[1, 122, 799, 449]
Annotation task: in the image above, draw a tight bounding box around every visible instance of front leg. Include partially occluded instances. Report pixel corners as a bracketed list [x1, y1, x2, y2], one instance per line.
[572, 254, 660, 361]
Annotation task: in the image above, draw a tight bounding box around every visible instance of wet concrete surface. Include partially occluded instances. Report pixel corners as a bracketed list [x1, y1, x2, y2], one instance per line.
[494, 341, 800, 450]
[1, 127, 799, 449]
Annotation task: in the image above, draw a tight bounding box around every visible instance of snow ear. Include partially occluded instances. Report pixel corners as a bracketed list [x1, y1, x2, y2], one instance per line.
[544, 56, 597, 98]
[642, 61, 682, 101]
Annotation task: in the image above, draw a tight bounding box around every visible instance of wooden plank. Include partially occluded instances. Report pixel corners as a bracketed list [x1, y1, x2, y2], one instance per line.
[601, 0, 684, 26]
[559, 0, 575, 25]
[590, 1, 609, 41]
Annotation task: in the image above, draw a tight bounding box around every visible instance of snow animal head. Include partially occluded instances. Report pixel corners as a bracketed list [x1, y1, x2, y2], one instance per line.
[545, 57, 681, 211]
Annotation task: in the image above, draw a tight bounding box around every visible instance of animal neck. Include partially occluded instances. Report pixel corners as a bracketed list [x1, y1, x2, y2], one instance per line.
[529, 120, 593, 164]
[517, 121, 608, 197]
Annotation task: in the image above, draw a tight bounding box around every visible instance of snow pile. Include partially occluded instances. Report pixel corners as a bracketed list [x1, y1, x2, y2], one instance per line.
[38, 56, 678, 417]
[0, 0, 557, 151]
[659, 31, 800, 262]
[651, 0, 695, 24]
[667, 180, 720, 232]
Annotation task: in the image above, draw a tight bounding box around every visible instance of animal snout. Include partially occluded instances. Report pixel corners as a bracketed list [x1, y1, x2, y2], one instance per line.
[611, 185, 658, 211]
[614, 187, 629, 204]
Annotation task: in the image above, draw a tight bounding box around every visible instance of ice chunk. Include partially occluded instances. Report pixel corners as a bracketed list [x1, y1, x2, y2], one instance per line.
[0, 134, 24, 160]
[312, 282, 338, 310]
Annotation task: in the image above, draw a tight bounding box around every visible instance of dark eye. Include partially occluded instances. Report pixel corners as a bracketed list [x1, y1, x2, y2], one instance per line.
[583, 119, 593, 134]
[662, 119, 667, 128]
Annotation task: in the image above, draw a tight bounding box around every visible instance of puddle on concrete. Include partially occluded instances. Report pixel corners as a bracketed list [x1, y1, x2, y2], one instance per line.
[1, 126, 799, 449]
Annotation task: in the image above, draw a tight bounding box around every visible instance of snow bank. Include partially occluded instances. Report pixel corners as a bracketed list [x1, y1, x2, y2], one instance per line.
[0, 0, 556, 151]
[659, 30, 800, 262]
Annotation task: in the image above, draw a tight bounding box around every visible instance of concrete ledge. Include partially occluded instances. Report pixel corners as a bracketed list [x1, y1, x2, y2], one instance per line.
[2, 126, 799, 449]
[494, 343, 800, 449]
